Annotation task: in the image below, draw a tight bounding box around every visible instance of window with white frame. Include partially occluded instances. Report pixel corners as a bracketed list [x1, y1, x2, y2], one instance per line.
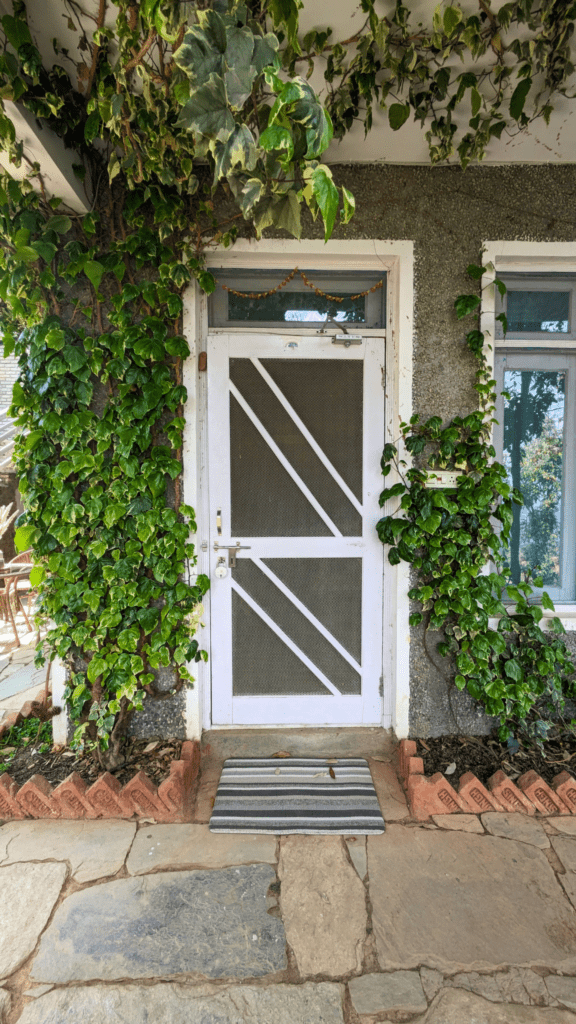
[494, 273, 576, 604]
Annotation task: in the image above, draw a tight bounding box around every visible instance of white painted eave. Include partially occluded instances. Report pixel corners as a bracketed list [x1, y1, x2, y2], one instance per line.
[0, 102, 91, 213]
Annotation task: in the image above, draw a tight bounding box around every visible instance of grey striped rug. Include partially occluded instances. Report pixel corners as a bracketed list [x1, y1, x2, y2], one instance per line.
[209, 757, 386, 834]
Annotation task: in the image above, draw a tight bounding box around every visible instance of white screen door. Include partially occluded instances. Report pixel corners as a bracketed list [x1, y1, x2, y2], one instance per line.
[207, 331, 385, 726]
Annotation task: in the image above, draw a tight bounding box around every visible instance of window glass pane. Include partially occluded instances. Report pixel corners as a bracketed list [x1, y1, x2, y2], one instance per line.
[503, 369, 565, 587]
[209, 269, 385, 327]
[507, 291, 570, 333]
[228, 290, 367, 324]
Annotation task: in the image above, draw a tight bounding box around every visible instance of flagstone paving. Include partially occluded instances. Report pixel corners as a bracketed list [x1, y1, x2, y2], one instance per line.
[368, 825, 576, 971]
[0, 819, 136, 883]
[126, 823, 277, 874]
[31, 865, 286, 983]
[17, 982, 346, 1024]
[6, 807, 576, 1021]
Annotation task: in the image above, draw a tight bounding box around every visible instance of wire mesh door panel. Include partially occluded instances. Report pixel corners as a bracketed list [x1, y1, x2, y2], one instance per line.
[208, 333, 384, 726]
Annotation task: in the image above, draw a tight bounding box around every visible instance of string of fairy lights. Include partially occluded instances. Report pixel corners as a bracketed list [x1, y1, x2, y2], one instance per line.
[216, 267, 385, 303]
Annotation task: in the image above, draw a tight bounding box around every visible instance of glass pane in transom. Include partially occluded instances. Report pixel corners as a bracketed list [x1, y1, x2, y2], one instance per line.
[209, 269, 385, 328]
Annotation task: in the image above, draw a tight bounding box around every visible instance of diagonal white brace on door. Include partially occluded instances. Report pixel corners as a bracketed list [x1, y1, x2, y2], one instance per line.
[229, 380, 342, 537]
[250, 358, 363, 515]
[230, 578, 342, 696]
[252, 556, 362, 674]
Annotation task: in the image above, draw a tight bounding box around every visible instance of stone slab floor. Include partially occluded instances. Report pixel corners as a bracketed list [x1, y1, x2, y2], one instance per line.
[5, 801, 576, 1021]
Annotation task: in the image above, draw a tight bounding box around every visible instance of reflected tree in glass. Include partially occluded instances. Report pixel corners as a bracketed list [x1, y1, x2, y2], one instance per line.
[503, 370, 565, 586]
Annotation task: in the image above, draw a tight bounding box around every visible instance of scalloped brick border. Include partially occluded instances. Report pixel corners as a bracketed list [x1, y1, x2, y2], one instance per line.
[397, 739, 576, 821]
[0, 739, 200, 822]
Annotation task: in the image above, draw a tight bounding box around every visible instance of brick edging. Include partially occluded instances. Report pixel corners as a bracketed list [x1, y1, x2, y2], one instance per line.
[397, 739, 576, 820]
[0, 739, 201, 822]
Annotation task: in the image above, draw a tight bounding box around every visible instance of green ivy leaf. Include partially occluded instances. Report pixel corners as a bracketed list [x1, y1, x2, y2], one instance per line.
[388, 103, 410, 130]
[84, 261, 105, 292]
[340, 186, 355, 224]
[310, 165, 338, 241]
[510, 78, 532, 120]
[454, 294, 481, 319]
[14, 524, 35, 552]
[177, 75, 235, 142]
[45, 215, 72, 235]
[504, 658, 523, 682]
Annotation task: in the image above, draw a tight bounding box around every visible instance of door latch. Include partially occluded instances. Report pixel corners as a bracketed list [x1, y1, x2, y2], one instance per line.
[213, 540, 251, 568]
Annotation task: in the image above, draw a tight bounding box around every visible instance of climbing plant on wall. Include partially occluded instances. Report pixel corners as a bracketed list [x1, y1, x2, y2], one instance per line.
[376, 269, 576, 744]
[1, 0, 576, 760]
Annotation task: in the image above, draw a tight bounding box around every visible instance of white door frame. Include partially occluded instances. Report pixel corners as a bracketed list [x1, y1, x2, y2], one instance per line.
[182, 239, 414, 738]
[207, 331, 384, 727]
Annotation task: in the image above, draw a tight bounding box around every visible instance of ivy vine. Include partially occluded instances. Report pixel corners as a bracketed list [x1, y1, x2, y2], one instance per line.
[0, 0, 575, 761]
[377, 266, 576, 745]
[290, 0, 576, 168]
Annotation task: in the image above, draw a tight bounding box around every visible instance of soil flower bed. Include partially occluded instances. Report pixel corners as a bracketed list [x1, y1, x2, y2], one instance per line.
[416, 730, 576, 788]
[0, 711, 200, 821]
[398, 731, 576, 820]
[1, 723, 183, 789]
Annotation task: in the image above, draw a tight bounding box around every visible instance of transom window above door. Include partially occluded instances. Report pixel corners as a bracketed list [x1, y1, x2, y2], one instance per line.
[208, 269, 386, 329]
[496, 273, 576, 341]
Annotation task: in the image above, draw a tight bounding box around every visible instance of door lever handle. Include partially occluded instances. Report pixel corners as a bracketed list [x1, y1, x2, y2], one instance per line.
[214, 541, 251, 568]
[216, 508, 222, 536]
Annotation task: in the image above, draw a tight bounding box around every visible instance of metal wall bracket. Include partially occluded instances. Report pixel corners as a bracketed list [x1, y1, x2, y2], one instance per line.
[332, 335, 362, 347]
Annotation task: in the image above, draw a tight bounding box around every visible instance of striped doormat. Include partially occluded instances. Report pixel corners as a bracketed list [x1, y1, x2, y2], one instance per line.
[209, 757, 386, 834]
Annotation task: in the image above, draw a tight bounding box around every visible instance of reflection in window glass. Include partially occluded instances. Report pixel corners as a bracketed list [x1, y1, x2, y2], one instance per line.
[507, 291, 570, 333]
[228, 290, 367, 323]
[503, 370, 565, 586]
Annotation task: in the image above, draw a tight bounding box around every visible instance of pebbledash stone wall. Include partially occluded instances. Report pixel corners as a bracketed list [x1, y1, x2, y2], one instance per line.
[397, 739, 576, 820]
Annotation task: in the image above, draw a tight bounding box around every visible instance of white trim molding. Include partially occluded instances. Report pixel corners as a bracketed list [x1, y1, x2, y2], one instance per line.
[482, 239, 576, 631]
[182, 239, 415, 739]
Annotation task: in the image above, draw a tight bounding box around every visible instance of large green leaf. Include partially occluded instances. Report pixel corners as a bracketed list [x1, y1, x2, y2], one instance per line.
[252, 33, 279, 73]
[173, 29, 223, 84]
[271, 191, 301, 238]
[311, 166, 339, 241]
[225, 25, 254, 70]
[260, 125, 294, 161]
[177, 75, 234, 142]
[196, 9, 227, 52]
[340, 186, 355, 224]
[225, 63, 257, 111]
[510, 78, 532, 120]
[240, 178, 266, 216]
[84, 261, 105, 292]
[213, 124, 257, 180]
[44, 215, 72, 235]
[1, 14, 32, 50]
[388, 103, 411, 130]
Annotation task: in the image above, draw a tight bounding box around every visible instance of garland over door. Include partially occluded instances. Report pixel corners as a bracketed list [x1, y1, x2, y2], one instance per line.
[207, 331, 385, 726]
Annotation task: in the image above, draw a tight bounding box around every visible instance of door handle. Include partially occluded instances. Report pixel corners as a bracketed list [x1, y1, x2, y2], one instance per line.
[216, 508, 222, 536]
[214, 541, 251, 568]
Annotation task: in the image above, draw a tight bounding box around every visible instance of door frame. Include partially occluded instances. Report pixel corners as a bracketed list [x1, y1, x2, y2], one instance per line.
[207, 331, 385, 727]
[181, 239, 414, 738]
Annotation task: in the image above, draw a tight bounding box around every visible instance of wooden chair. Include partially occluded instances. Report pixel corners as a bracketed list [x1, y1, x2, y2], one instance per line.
[5, 551, 34, 632]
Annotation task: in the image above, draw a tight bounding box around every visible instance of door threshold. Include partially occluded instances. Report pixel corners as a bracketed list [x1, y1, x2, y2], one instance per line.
[201, 726, 396, 761]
